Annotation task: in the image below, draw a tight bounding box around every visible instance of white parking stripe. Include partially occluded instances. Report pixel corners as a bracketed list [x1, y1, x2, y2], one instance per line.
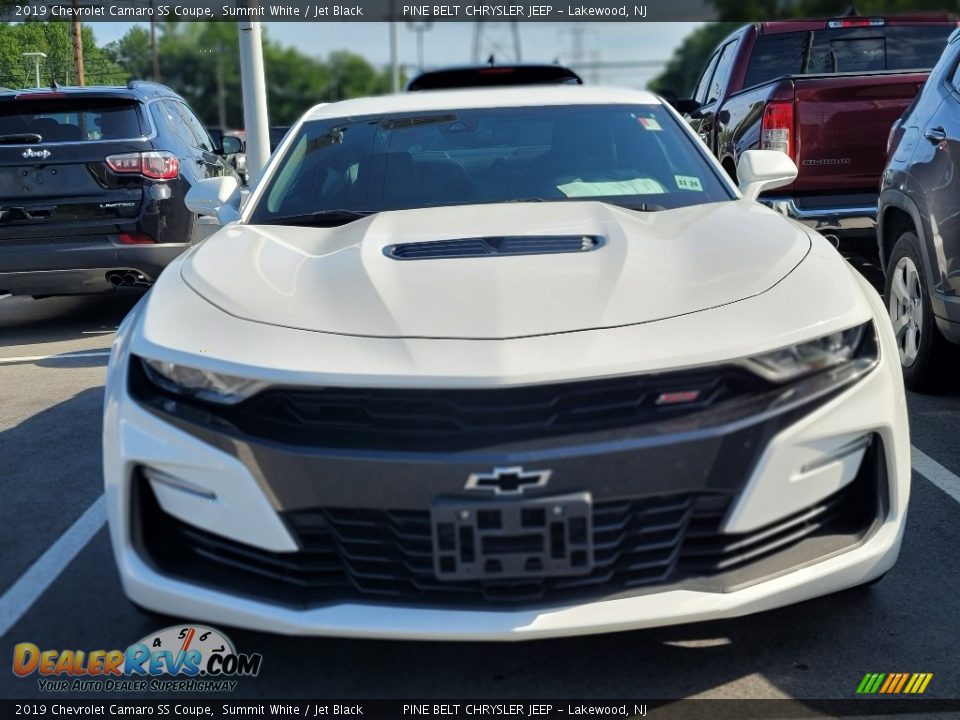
[912, 445, 960, 504]
[0, 350, 111, 364]
[0, 447, 958, 637]
[0, 495, 106, 638]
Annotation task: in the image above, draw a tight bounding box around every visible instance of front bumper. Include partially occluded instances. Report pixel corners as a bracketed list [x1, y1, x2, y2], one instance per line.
[103, 327, 909, 640]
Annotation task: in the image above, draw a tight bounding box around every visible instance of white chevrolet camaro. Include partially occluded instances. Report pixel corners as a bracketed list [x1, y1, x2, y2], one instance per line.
[103, 86, 909, 640]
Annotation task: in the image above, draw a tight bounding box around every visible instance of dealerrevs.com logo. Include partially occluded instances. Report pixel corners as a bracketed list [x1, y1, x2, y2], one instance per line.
[12, 625, 262, 693]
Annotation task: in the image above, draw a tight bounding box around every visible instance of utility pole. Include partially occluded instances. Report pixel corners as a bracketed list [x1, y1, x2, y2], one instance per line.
[407, 22, 432, 73]
[238, 20, 270, 182]
[71, 0, 85, 86]
[389, 18, 400, 92]
[150, 1, 159, 81]
[471, 23, 522, 64]
[216, 43, 227, 129]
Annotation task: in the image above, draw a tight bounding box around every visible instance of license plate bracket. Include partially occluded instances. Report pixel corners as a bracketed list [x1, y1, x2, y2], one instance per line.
[431, 493, 593, 581]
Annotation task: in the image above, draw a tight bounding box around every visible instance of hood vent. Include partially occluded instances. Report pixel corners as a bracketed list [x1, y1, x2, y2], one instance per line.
[385, 235, 603, 260]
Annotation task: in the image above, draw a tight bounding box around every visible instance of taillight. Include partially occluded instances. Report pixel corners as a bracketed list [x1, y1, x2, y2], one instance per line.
[827, 18, 884, 28]
[761, 101, 794, 159]
[106, 152, 179, 180]
[118, 232, 155, 245]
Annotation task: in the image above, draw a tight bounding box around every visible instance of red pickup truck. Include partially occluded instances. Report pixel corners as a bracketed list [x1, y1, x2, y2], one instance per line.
[678, 16, 957, 234]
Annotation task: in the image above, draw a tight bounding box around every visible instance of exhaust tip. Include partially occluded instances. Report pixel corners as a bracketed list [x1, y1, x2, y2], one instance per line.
[106, 272, 123, 286]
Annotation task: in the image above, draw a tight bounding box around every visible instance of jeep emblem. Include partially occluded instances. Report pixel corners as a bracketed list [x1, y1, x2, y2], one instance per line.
[22, 148, 51, 160]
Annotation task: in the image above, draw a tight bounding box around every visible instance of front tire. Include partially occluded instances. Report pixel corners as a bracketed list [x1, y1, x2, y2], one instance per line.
[885, 231, 949, 392]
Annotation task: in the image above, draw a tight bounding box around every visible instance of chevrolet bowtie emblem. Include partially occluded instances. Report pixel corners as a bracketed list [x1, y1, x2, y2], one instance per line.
[465, 466, 552, 495]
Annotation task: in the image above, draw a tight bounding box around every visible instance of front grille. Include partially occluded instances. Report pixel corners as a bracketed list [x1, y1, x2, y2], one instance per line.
[0, 234, 111, 247]
[136, 438, 882, 609]
[385, 235, 603, 260]
[131, 360, 773, 452]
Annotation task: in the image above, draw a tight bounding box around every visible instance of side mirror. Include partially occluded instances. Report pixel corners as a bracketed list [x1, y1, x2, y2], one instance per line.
[185, 176, 241, 225]
[737, 150, 798, 202]
[220, 135, 243, 155]
[674, 98, 702, 117]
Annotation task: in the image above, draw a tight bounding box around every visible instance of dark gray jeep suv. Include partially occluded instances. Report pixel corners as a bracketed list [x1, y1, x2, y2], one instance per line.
[0, 82, 240, 298]
[879, 27, 960, 392]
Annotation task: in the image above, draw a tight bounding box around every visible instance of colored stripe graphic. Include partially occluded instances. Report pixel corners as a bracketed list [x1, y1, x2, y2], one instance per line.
[857, 673, 932, 694]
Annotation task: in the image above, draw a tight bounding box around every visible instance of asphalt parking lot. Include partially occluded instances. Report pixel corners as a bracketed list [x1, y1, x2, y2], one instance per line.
[1, 285, 959, 705]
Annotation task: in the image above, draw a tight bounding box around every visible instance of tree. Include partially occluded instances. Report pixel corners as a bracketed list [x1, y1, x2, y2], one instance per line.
[647, 23, 740, 96]
[0, 21, 126, 88]
[104, 22, 396, 128]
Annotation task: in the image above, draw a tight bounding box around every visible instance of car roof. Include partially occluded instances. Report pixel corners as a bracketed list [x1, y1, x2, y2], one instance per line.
[407, 63, 582, 91]
[303, 85, 661, 121]
[0, 82, 177, 101]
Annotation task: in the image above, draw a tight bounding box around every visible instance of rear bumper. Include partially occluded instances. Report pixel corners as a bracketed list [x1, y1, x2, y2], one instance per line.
[0, 243, 187, 295]
[765, 197, 877, 233]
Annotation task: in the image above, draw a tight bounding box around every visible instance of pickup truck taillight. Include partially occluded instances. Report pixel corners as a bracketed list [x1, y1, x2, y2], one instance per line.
[761, 102, 794, 159]
[106, 152, 180, 180]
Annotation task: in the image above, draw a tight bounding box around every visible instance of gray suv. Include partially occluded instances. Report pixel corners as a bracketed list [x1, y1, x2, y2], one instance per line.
[879, 27, 960, 392]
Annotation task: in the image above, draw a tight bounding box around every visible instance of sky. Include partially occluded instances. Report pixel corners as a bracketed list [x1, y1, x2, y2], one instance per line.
[88, 22, 703, 89]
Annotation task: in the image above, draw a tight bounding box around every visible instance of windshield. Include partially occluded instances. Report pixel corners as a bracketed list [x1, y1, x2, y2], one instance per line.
[248, 104, 734, 224]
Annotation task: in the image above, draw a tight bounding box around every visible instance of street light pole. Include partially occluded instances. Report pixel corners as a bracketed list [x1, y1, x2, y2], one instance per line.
[22, 52, 47, 88]
[237, 19, 270, 183]
[406, 22, 432, 73]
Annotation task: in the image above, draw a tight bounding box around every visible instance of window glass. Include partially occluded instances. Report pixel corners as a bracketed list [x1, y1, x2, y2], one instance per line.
[177, 103, 214, 151]
[0, 98, 142, 142]
[707, 42, 737, 105]
[251, 104, 734, 224]
[693, 52, 720, 104]
[744, 25, 955, 88]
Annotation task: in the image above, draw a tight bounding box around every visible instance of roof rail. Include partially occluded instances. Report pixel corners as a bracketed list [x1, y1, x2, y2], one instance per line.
[126, 79, 171, 95]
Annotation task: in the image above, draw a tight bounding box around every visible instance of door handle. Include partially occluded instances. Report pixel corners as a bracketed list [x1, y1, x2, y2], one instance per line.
[924, 126, 947, 144]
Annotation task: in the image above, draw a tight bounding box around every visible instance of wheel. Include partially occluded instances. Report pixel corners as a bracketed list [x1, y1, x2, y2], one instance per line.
[884, 231, 950, 392]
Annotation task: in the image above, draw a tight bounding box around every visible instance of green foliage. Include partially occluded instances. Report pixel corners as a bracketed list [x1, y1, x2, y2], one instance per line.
[0, 21, 126, 88]
[647, 23, 740, 96]
[103, 22, 396, 127]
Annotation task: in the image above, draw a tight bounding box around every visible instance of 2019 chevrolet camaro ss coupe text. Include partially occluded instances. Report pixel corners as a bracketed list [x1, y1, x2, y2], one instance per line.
[104, 86, 910, 640]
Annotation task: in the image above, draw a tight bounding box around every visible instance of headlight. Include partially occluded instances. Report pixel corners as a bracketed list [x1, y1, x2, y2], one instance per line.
[743, 322, 875, 383]
[141, 357, 268, 405]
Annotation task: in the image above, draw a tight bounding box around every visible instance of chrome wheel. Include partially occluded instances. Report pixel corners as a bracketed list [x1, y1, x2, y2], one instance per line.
[888, 256, 924, 367]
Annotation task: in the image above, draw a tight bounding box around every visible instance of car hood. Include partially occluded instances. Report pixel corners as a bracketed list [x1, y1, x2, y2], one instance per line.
[181, 200, 810, 340]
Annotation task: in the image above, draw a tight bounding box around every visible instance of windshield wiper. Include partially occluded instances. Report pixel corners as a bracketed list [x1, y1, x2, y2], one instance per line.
[0, 133, 42, 144]
[612, 202, 667, 212]
[264, 209, 377, 227]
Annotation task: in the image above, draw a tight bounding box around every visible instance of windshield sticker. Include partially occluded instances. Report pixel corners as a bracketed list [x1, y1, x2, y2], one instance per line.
[558, 178, 667, 197]
[638, 117, 662, 131]
[674, 175, 703, 191]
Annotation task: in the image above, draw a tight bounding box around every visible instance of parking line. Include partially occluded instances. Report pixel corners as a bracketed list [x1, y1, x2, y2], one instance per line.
[0, 350, 111, 364]
[911, 445, 960, 504]
[0, 496, 106, 638]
